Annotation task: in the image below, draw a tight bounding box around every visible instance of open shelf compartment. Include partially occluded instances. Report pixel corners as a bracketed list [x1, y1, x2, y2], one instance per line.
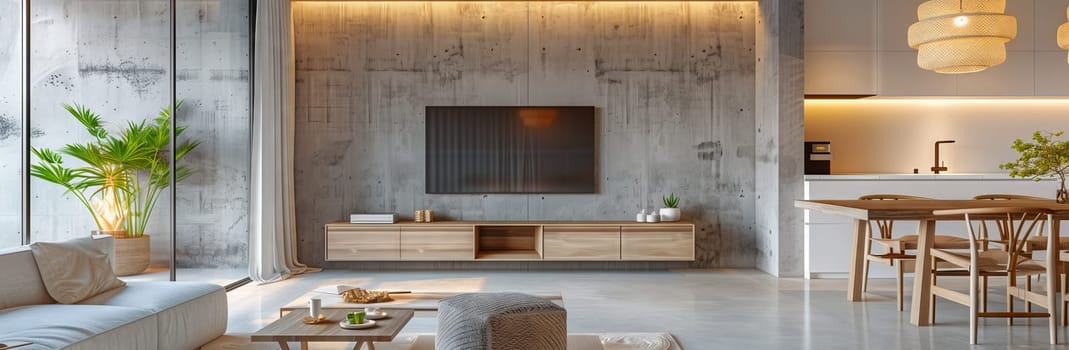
[474, 225, 543, 260]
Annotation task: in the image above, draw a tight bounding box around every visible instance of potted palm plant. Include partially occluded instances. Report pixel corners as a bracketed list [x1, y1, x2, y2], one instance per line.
[30, 103, 198, 275]
[1000, 131, 1069, 204]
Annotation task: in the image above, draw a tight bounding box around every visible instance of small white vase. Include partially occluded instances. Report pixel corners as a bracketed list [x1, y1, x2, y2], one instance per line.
[659, 208, 681, 222]
[645, 213, 660, 223]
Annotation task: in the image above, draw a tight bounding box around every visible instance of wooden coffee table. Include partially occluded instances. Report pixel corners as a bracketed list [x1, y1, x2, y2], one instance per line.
[251, 309, 414, 350]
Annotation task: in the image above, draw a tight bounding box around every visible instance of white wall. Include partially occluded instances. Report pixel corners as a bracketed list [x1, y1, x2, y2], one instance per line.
[805, 98, 1069, 174]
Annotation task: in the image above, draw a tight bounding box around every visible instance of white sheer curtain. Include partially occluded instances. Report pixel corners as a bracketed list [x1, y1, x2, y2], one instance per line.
[250, 0, 317, 283]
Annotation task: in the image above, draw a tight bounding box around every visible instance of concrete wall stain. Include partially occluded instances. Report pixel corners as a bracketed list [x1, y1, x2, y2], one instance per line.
[78, 59, 165, 95]
[0, 114, 45, 142]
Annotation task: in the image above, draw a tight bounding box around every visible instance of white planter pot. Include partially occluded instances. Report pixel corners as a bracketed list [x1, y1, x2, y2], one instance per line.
[659, 208, 681, 222]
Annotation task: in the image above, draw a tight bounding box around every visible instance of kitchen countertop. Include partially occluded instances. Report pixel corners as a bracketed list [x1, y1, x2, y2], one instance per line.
[804, 173, 1056, 181]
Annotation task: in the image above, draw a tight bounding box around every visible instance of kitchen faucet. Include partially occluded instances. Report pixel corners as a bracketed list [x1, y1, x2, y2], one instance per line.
[931, 140, 956, 174]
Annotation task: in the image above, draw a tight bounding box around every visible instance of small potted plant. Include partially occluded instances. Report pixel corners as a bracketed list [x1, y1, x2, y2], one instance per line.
[31, 103, 198, 275]
[1000, 131, 1069, 203]
[660, 193, 681, 222]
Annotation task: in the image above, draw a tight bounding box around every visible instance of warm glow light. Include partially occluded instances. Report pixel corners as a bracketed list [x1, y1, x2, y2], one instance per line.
[907, 0, 1017, 74]
[92, 186, 126, 232]
[805, 97, 1069, 106]
[953, 15, 969, 27]
[517, 108, 559, 128]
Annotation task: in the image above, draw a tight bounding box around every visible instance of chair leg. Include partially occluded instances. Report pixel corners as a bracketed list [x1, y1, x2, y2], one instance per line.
[897, 263, 905, 312]
[862, 258, 871, 293]
[1063, 273, 1069, 326]
[862, 239, 873, 293]
[970, 267, 979, 345]
[1026, 276, 1033, 314]
[930, 259, 937, 324]
[1007, 277, 1014, 326]
[1050, 289, 1059, 345]
[981, 276, 988, 313]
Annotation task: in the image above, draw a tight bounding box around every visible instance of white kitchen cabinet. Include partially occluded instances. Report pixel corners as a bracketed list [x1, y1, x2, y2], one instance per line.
[804, 0, 877, 95]
[875, 0, 914, 52]
[805, 0, 876, 52]
[875, 52, 956, 96]
[805, 0, 1069, 96]
[955, 52, 1036, 96]
[1035, 52, 1069, 96]
[805, 52, 877, 95]
[803, 175, 1061, 279]
[1036, 0, 1067, 52]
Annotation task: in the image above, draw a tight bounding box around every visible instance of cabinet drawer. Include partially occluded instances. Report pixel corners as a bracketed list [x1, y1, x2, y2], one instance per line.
[543, 225, 620, 260]
[326, 226, 400, 261]
[401, 226, 474, 260]
[621, 225, 694, 261]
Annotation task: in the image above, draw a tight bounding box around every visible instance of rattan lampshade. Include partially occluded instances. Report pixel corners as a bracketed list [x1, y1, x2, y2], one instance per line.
[1059, 7, 1069, 63]
[908, 0, 1017, 74]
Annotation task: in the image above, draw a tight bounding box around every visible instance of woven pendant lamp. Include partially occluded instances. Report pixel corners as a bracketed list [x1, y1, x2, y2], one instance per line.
[908, 0, 1017, 74]
[1059, 6, 1069, 63]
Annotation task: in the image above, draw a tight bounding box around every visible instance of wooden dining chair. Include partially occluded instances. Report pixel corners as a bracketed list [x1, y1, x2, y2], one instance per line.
[972, 194, 1055, 311]
[974, 194, 1063, 252]
[929, 207, 1057, 345]
[1061, 250, 1069, 326]
[975, 194, 1067, 314]
[859, 194, 970, 311]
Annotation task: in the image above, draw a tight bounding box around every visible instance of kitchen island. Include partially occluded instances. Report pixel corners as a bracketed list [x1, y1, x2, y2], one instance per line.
[803, 173, 1060, 279]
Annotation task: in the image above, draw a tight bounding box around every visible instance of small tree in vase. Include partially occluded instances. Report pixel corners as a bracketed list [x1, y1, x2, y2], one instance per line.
[999, 131, 1069, 203]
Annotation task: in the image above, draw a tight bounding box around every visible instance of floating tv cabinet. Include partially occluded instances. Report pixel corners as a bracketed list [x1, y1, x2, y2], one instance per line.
[324, 221, 695, 262]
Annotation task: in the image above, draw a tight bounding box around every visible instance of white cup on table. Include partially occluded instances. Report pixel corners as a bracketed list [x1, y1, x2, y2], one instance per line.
[309, 297, 322, 318]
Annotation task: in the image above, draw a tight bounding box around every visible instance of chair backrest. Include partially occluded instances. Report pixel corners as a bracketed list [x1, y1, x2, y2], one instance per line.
[859, 194, 930, 201]
[973, 194, 1051, 240]
[936, 207, 1051, 277]
[859, 194, 932, 239]
[973, 194, 1049, 201]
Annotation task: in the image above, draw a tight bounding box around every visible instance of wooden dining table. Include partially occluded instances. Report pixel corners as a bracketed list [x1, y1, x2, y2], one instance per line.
[795, 199, 1069, 326]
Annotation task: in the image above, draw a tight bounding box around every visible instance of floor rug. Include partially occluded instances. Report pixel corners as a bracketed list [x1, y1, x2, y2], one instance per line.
[203, 333, 682, 350]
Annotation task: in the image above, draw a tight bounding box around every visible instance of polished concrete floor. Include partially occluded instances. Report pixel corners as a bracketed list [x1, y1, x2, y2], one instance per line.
[122, 267, 248, 286]
[226, 269, 1069, 349]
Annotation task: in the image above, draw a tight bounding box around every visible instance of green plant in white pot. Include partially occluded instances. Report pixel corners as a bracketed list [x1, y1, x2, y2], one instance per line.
[660, 193, 681, 222]
[30, 103, 198, 275]
[999, 131, 1069, 204]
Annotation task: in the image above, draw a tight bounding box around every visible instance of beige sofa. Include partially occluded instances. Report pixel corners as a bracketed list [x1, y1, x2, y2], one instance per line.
[0, 236, 227, 350]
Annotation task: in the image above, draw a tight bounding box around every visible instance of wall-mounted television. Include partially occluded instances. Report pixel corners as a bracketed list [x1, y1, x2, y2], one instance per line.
[425, 106, 597, 194]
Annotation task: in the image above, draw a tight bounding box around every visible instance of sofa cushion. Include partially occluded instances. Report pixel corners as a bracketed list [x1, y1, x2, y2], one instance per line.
[81, 281, 228, 350]
[0, 304, 158, 350]
[30, 237, 126, 304]
[0, 246, 54, 310]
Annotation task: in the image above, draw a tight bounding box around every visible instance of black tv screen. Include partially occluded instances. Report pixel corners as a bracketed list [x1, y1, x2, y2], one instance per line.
[426, 106, 597, 194]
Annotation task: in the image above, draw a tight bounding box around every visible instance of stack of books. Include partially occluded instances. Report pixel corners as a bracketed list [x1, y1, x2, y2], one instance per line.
[349, 213, 397, 224]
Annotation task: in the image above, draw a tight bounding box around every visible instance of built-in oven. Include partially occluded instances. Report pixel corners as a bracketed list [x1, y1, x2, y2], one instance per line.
[805, 141, 831, 175]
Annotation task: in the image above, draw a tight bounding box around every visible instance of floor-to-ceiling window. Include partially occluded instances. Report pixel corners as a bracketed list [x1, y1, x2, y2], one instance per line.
[5, 0, 250, 286]
[175, 0, 251, 284]
[28, 0, 173, 272]
[0, 0, 22, 250]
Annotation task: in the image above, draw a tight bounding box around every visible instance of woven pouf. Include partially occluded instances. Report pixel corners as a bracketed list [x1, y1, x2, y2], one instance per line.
[437, 292, 567, 350]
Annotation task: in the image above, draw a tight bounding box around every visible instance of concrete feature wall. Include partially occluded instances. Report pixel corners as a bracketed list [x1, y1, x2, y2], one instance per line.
[0, 0, 250, 268]
[755, 0, 805, 277]
[293, 2, 759, 269]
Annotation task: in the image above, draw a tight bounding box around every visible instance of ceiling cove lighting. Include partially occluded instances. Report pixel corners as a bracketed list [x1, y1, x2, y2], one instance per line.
[907, 0, 1017, 74]
[1060, 6, 1069, 63]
